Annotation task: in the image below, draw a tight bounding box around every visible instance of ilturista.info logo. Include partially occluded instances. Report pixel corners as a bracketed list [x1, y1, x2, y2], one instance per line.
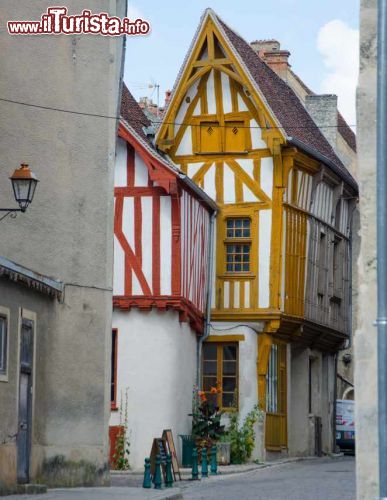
[7, 6, 150, 36]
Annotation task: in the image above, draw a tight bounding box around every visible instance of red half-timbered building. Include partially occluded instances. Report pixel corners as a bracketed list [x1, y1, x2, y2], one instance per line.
[110, 85, 216, 469]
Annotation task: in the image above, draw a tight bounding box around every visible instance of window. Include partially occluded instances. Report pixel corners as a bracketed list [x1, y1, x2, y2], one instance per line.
[111, 329, 118, 410]
[202, 342, 238, 410]
[0, 315, 7, 376]
[225, 218, 251, 273]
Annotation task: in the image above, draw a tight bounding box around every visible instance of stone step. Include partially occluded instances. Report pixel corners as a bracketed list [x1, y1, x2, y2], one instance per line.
[17, 483, 47, 495]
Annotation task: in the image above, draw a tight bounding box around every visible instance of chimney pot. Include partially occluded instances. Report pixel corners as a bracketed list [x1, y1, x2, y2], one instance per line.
[250, 40, 291, 77]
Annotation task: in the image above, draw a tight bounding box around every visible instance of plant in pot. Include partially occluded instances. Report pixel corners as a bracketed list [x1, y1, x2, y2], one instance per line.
[190, 386, 225, 459]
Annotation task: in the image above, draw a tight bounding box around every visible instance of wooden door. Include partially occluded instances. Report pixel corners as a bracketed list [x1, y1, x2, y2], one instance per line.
[17, 318, 34, 483]
[265, 342, 287, 450]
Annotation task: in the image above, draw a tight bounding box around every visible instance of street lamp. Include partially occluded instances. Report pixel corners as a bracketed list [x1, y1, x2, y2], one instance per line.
[0, 163, 39, 221]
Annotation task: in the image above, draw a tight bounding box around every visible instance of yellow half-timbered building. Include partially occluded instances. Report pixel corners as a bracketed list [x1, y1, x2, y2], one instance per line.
[156, 9, 357, 458]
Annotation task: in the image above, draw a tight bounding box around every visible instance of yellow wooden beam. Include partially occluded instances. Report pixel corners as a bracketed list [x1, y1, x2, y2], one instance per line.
[226, 159, 272, 205]
[206, 334, 245, 343]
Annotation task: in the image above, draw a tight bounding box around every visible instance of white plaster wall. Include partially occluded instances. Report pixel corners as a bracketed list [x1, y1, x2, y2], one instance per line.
[221, 73, 232, 114]
[110, 309, 197, 470]
[115, 137, 127, 187]
[260, 157, 273, 199]
[250, 120, 267, 149]
[176, 127, 193, 156]
[207, 70, 216, 115]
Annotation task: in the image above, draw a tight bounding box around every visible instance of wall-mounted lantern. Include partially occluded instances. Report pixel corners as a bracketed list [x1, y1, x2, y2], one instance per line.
[0, 163, 39, 222]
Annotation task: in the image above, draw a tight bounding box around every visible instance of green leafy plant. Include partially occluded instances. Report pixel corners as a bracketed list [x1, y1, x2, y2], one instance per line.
[112, 388, 131, 470]
[190, 386, 225, 446]
[224, 404, 264, 464]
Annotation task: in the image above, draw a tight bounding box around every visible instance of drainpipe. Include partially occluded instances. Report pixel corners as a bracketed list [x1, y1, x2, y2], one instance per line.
[377, 1, 387, 497]
[197, 210, 217, 387]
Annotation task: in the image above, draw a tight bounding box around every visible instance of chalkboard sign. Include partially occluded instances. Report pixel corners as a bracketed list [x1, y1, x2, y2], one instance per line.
[149, 437, 168, 480]
[162, 429, 181, 481]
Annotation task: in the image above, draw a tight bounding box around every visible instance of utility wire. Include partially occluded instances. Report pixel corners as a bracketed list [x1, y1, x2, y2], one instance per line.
[0, 96, 357, 131]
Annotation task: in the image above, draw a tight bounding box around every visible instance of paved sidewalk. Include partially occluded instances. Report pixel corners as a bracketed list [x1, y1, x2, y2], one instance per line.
[3, 486, 183, 500]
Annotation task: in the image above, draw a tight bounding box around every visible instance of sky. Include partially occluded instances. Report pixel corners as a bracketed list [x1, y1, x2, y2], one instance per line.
[124, 0, 359, 127]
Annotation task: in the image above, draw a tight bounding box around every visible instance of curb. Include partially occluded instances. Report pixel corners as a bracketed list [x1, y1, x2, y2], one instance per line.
[111, 455, 339, 481]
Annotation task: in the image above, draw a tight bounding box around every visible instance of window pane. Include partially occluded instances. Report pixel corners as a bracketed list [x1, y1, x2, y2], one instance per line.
[203, 361, 217, 375]
[243, 263, 249, 271]
[227, 264, 233, 271]
[222, 393, 235, 408]
[223, 377, 236, 392]
[235, 219, 242, 228]
[203, 377, 218, 391]
[235, 229, 242, 237]
[243, 219, 250, 227]
[223, 361, 237, 375]
[223, 345, 237, 360]
[203, 343, 217, 360]
[205, 393, 218, 407]
[243, 229, 249, 237]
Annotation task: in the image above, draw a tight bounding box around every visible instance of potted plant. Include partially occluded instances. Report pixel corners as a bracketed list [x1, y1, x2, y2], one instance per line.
[190, 386, 225, 460]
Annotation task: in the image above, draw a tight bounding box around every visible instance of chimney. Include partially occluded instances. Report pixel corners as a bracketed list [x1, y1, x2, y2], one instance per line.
[250, 39, 291, 79]
[165, 90, 172, 107]
[305, 94, 338, 149]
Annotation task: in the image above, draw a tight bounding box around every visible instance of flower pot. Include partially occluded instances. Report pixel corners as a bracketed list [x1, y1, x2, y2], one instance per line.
[217, 442, 231, 465]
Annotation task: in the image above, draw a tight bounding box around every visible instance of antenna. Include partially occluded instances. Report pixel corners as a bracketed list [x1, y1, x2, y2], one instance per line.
[148, 79, 160, 117]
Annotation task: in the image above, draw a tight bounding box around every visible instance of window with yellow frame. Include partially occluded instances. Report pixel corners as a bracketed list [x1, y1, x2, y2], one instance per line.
[225, 217, 251, 273]
[202, 342, 238, 410]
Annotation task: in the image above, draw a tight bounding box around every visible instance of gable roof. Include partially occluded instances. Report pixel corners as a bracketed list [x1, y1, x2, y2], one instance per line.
[160, 9, 357, 192]
[214, 15, 357, 191]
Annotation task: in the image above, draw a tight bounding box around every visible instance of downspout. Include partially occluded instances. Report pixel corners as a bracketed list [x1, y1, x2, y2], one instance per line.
[197, 210, 217, 387]
[377, 1, 387, 497]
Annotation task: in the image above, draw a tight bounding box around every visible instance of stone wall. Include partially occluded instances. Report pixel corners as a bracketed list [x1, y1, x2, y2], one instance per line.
[355, 0, 378, 498]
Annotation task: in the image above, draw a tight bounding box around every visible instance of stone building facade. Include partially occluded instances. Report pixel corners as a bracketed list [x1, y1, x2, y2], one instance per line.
[0, 1, 125, 491]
